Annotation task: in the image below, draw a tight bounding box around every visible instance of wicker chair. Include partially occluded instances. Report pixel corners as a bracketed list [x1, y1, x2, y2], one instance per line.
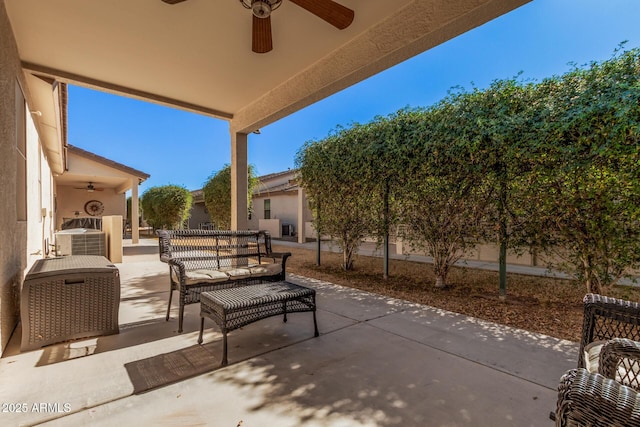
[553, 293, 640, 426]
[578, 294, 640, 371]
[555, 339, 640, 426]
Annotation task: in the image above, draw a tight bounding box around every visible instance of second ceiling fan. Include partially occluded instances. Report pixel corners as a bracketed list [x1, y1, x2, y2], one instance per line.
[74, 182, 104, 192]
[162, 0, 355, 54]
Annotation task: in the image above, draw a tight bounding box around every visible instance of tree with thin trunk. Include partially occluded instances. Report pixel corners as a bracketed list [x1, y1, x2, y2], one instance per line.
[461, 78, 539, 298]
[296, 130, 372, 270]
[202, 164, 258, 230]
[397, 102, 491, 288]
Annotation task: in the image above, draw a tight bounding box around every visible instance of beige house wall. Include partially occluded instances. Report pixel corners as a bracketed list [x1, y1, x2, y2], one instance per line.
[26, 117, 55, 268]
[0, 5, 25, 353]
[55, 186, 126, 230]
[467, 244, 535, 266]
[248, 170, 313, 238]
[0, 4, 51, 353]
[188, 203, 211, 229]
[398, 241, 548, 267]
[251, 193, 313, 237]
[250, 195, 298, 235]
[258, 219, 283, 238]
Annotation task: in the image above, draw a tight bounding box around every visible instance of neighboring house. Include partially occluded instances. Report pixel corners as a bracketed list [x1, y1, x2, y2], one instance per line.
[248, 170, 313, 241]
[187, 189, 213, 229]
[190, 169, 314, 241]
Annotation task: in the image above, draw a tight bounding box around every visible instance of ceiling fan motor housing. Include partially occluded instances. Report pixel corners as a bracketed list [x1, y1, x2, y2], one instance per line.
[251, 0, 281, 18]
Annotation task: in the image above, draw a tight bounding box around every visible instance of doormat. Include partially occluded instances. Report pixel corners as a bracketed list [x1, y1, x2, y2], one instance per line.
[125, 345, 220, 394]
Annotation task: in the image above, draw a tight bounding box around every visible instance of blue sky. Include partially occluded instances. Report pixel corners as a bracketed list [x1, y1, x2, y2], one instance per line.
[67, 0, 640, 195]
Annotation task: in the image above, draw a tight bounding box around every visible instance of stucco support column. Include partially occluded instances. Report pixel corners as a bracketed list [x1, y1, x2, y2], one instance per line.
[297, 186, 306, 244]
[231, 132, 248, 230]
[131, 178, 140, 244]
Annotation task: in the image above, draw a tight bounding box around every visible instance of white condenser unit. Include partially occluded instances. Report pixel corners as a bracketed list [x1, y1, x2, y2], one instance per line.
[55, 229, 106, 257]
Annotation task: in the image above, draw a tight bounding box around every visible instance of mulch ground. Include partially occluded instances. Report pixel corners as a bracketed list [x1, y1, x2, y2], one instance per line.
[274, 244, 640, 342]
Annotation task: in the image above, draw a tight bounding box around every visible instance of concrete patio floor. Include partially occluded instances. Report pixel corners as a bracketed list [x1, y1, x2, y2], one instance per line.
[0, 239, 577, 426]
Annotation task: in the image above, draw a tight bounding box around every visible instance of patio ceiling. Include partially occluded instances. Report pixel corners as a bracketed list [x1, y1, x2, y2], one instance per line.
[6, 0, 530, 135]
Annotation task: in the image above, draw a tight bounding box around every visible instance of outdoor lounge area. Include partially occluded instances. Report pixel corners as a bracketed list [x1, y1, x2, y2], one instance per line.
[0, 238, 580, 426]
[3, 1, 640, 425]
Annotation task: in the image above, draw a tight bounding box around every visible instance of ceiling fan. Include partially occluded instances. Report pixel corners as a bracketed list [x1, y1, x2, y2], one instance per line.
[161, 0, 355, 54]
[74, 182, 104, 192]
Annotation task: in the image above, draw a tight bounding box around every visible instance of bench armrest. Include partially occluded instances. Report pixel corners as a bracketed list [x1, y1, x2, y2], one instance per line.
[262, 252, 291, 279]
[266, 252, 291, 260]
[166, 257, 187, 282]
[599, 338, 640, 391]
[555, 368, 640, 426]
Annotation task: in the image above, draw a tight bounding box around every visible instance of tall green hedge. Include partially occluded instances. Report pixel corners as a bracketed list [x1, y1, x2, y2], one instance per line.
[296, 47, 640, 293]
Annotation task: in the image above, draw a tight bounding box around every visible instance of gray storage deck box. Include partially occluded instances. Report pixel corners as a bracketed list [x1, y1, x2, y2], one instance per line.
[21, 255, 120, 351]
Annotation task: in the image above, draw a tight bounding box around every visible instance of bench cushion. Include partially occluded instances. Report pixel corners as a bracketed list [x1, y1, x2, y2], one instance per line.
[173, 269, 230, 285]
[584, 341, 605, 373]
[249, 263, 282, 277]
[221, 267, 253, 280]
[172, 263, 281, 284]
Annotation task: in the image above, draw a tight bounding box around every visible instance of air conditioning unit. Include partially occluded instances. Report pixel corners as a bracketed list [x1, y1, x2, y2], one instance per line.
[282, 224, 295, 236]
[55, 229, 106, 257]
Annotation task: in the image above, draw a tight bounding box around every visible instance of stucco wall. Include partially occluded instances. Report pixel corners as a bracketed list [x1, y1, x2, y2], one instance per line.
[258, 218, 282, 238]
[0, 3, 29, 353]
[248, 193, 309, 237]
[397, 241, 539, 267]
[188, 201, 212, 229]
[26, 115, 55, 268]
[55, 186, 126, 230]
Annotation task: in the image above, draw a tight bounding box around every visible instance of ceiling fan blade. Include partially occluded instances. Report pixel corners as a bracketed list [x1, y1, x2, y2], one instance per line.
[161, 0, 189, 4]
[253, 15, 273, 54]
[289, 0, 354, 30]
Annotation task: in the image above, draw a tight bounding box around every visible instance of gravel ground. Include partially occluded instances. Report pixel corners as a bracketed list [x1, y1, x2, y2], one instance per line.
[275, 244, 640, 342]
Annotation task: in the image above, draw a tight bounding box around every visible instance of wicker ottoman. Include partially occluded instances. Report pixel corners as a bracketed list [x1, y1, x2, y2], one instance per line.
[21, 255, 121, 351]
[198, 281, 319, 366]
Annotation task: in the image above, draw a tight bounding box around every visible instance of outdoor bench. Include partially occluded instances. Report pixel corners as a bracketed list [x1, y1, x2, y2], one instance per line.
[157, 229, 290, 332]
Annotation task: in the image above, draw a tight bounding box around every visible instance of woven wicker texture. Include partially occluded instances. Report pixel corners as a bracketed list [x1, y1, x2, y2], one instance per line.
[199, 281, 318, 365]
[579, 294, 640, 369]
[556, 369, 640, 427]
[600, 338, 640, 391]
[21, 256, 120, 351]
[25, 255, 117, 278]
[201, 282, 316, 332]
[157, 229, 290, 333]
